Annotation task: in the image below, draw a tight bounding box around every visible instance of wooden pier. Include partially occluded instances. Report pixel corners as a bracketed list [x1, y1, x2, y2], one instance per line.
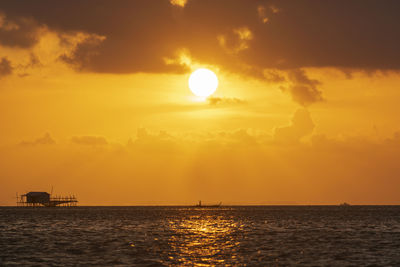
[17, 192, 78, 207]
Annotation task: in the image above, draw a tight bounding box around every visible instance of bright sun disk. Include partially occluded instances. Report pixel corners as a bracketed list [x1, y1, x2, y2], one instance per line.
[188, 68, 218, 97]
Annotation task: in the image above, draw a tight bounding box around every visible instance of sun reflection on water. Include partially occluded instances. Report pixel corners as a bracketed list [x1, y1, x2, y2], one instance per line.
[165, 212, 244, 265]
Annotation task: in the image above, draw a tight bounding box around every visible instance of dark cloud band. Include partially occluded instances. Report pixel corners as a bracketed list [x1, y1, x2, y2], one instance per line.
[1, 0, 399, 74]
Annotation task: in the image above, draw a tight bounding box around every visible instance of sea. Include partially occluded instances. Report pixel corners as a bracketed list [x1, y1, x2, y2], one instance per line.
[1, 206, 400, 266]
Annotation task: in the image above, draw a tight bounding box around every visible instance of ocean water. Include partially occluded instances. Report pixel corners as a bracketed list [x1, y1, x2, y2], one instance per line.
[1, 206, 400, 266]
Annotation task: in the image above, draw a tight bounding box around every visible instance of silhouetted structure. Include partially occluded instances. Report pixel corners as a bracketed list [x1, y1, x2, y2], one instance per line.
[17, 191, 77, 207]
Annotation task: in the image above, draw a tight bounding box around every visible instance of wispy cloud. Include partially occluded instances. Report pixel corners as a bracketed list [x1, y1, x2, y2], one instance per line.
[71, 136, 108, 146]
[19, 133, 55, 146]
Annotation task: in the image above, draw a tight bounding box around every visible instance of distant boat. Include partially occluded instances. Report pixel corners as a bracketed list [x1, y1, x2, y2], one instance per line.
[195, 200, 222, 208]
[339, 202, 351, 206]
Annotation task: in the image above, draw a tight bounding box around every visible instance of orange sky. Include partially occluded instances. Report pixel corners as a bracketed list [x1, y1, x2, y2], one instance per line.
[1, 0, 400, 205]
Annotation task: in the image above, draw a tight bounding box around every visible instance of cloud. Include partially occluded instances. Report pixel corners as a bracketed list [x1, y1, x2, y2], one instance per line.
[59, 33, 106, 71]
[126, 128, 266, 151]
[1, 0, 400, 75]
[5, 128, 400, 205]
[162, 48, 193, 71]
[135, 128, 173, 143]
[217, 27, 253, 54]
[207, 96, 246, 106]
[169, 0, 188, 8]
[71, 136, 108, 146]
[263, 69, 286, 83]
[0, 12, 40, 48]
[214, 128, 259, 145]
[19, 133, 56, 146]
[257, 5, 279, 24]
[257, 6, 269, 24]
[274, 108, 315, 144]
[15, 53, 42, 77]
[281, 69, 324, 106]
[24, 53, 41, 68]
[5, 124, 400, 205]
[0, 57, 12, 77]
[127, 128, 179, 153]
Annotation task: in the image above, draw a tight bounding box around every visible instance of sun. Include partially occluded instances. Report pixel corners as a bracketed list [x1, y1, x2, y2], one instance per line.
[188, 68, 219, 97]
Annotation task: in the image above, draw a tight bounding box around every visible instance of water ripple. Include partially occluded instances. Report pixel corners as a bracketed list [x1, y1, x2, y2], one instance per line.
[1, 206, 400, 266]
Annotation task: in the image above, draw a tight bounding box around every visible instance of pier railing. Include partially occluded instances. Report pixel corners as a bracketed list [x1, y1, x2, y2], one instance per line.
[17, 194, 78, 207]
